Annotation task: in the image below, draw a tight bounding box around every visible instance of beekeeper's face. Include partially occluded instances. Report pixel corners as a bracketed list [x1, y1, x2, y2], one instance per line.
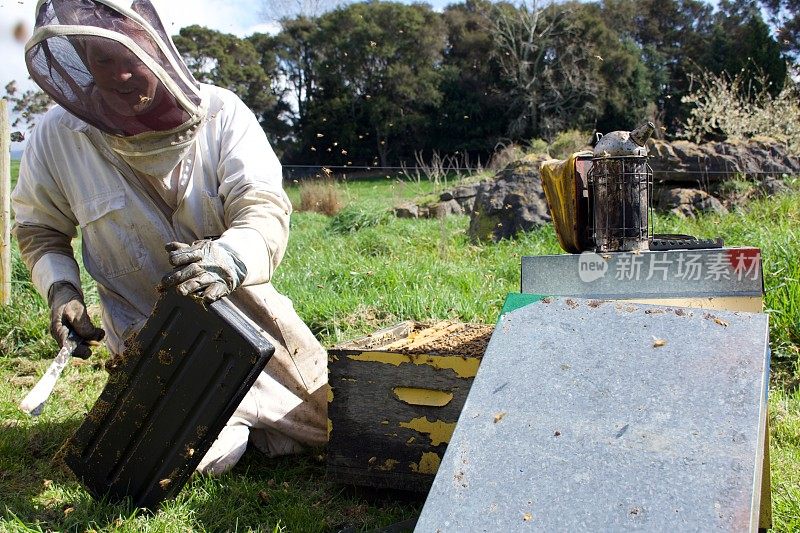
[27, 0, 203, 136]
[85, 37, 161, 117]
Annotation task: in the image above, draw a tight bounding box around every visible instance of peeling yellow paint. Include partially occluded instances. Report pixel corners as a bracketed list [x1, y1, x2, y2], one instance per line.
[410, 452, 441, 474]
[327, 386, 334, 403]
[381, 420, 389, 425]
[399, 416, 456, 446]
[376, 459, 399, 471]
[393, 387, 454, 407]
[406, 437, 416, 445]
[327, 419, 333, 438]
[347, 351, 480, 378]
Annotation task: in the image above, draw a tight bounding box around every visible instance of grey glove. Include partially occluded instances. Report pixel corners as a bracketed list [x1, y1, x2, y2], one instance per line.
[48, 281, 105, 358]
[159, 240, 247, 303]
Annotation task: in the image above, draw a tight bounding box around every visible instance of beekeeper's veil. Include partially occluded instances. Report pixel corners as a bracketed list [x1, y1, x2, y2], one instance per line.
[25, 0, 205, 177]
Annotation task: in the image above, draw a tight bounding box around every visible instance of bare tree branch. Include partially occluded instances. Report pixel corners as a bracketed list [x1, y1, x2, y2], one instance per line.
[260, 0, 346, 21]
[488, 0, 600, 139]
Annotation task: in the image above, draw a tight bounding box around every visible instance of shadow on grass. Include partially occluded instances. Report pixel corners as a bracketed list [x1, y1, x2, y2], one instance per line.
[0, 417, 80, 502]
[0, 415, 153, 531]
[186, 448, 423, 533]
[770, 347, 800, 393]
[1, 420, 423, 531]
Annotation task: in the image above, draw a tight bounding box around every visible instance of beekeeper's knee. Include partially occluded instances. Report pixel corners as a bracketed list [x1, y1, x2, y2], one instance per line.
[249, 427, 307, 458]
[196, 425, 249, 475]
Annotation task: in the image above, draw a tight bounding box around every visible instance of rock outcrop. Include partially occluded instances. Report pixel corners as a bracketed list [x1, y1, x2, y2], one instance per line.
[393, 138, 797, 240]
[394, 182, 482, 219]
[759, 176, 790, 196]
[654, 188, 729, 218]
[647, 138, 800, 185]
[440, 183, 482, 213]
[467, 154, 550, 242]
[393, 202, 421, 218]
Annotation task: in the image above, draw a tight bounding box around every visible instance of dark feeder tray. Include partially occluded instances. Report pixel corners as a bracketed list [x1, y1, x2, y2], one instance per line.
[63, 290, 274, 509]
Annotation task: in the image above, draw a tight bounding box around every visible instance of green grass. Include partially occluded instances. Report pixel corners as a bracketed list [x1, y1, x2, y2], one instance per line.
[285, 174, 441, 213]
[1, 166, 799, 531]
[10, 160, 20, 186]
[275, 208, 559, 343]
[771, 388, 800, 531]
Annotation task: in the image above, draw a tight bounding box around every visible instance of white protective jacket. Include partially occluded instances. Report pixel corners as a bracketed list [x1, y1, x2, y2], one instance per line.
[12, 84, 328, 454]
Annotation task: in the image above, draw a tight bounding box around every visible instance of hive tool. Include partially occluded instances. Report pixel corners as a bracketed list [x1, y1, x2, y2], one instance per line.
[19, 331, 80, 417]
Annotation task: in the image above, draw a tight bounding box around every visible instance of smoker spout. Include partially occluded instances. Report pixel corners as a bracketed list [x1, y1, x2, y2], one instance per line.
[630, 122, 655, 147]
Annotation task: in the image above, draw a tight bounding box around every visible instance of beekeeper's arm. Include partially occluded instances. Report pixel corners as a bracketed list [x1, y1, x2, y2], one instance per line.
[161, 90, 291, 302]
[13, 145, 105, 356]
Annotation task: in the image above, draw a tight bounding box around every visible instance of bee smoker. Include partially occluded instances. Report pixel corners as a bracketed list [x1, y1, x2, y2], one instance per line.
[543, 122, 722, 254]
[587, 122, 655, 252]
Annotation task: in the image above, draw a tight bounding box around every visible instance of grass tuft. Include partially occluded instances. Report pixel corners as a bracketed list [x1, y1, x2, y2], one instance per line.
[546, 129, 592, 159]
[0, 247, 51, 360]
[327, 205, 390, 234]
[296, 180, 344, 216]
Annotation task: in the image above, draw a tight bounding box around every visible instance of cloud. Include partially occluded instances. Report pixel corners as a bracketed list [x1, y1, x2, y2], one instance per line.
[150, 0, 276, 37]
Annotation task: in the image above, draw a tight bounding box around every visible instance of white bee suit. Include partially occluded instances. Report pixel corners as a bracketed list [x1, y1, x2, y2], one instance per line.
[16, 0, 328, 473]
[13, 85, 328, 474]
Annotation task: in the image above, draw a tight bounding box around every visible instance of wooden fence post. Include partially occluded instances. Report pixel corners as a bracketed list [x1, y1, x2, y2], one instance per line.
[0, 99, 11, 305]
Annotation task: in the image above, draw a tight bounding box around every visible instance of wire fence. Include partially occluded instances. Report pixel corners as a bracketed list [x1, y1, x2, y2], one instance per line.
[282, 163, 796, 181]
[281, 164, 483, 180]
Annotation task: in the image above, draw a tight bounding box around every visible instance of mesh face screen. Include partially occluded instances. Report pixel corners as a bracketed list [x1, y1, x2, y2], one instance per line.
[129, 0, 199, 99]
[28, 0, 200, 136]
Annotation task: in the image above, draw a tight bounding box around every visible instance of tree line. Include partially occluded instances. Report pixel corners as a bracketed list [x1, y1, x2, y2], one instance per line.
[17, 0, 796, 168]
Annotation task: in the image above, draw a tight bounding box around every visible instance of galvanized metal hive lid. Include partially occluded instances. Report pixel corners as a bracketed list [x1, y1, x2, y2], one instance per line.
[417, 297, 770, 531]
[521, 248, 764, 300]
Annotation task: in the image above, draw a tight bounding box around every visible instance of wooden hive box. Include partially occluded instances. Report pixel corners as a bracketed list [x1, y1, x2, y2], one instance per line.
[327, 320, 493, 491]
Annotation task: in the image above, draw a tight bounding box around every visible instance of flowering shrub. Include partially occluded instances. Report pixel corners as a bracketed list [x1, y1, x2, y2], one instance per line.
[680, 69, 800, 155]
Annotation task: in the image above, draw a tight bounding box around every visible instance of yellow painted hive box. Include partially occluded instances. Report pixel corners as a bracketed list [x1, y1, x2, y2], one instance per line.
[326, 320, 493, 491]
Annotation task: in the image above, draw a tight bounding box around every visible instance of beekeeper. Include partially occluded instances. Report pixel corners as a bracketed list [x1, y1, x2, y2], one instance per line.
[12, 0, 327, 474]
